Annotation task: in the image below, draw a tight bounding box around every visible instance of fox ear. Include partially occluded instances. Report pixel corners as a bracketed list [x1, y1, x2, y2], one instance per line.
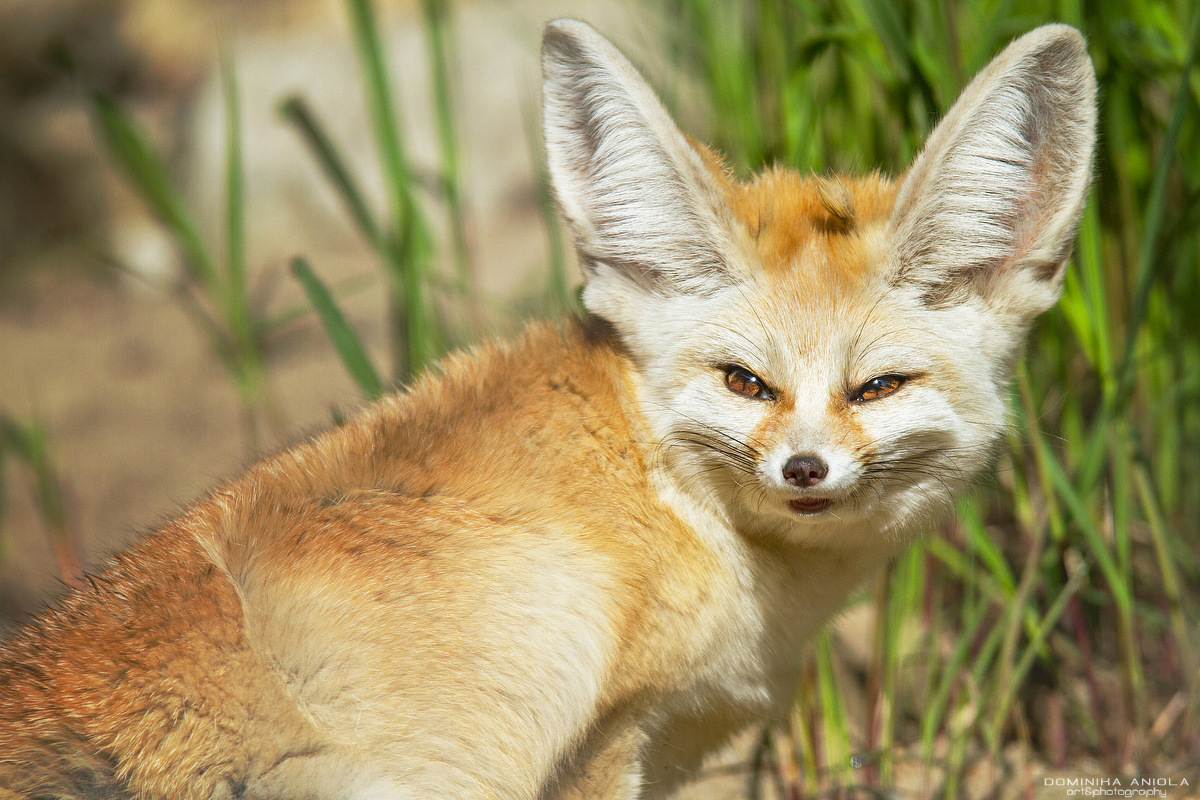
[541, 20, 741, 311]
[890, 25, 1097, 317]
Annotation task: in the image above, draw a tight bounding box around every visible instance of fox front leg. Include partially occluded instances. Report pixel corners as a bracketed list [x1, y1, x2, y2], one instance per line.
[542, 713, 648, 800]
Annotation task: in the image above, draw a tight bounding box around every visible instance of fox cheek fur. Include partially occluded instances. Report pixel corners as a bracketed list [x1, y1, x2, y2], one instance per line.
[0, 17, 1095, 800]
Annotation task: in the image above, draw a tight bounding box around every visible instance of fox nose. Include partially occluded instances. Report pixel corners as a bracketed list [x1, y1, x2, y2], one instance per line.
[783, 455, 828, 487]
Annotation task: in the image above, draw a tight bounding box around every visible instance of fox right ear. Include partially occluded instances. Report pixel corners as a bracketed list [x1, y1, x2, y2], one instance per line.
[889, 25, 1097, 319]
[541, 20, 742, 315]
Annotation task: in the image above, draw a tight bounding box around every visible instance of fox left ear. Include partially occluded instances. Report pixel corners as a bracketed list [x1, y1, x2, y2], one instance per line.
[890, 25, 1097, 318]
[541, 20, 743, 320]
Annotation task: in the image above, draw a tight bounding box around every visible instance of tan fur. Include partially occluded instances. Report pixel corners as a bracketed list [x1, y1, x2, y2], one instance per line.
[1, 19, 1096, 800]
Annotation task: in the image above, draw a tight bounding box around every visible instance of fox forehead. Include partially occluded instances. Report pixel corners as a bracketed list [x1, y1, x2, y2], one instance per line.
[695, 143, 899, 292]
[679, 157, 910, 372]
[734, 169, 897, 285]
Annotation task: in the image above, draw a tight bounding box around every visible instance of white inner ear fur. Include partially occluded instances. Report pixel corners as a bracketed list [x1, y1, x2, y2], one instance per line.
[889, 24, 1097, 319]
[541, 18, 745, 321]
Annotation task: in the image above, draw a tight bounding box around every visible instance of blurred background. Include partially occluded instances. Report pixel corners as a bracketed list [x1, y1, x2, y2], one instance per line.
[0, 0, 1197, 797]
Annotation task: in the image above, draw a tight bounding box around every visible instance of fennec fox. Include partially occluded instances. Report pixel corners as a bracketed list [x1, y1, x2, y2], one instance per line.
[0, 19, 1095, 800]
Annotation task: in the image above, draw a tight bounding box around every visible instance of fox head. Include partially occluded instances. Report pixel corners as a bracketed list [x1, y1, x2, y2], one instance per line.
[542, 21, 1096, 548]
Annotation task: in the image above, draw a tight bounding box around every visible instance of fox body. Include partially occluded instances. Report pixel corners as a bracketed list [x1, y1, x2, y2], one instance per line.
[0, 19, 1095, 800]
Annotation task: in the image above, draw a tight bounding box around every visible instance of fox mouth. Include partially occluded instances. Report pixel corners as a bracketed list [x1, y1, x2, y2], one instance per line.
[788, 497, 834, 515]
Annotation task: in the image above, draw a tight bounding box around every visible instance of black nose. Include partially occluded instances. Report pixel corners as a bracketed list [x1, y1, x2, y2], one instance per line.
[783, 455, 828, 487]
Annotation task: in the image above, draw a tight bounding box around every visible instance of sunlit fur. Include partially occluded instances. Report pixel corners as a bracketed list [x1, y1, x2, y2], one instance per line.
[0, 19, 1095, 800]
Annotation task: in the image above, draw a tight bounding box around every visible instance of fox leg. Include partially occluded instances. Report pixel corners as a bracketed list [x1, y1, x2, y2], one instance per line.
[543, 712, 647, 800]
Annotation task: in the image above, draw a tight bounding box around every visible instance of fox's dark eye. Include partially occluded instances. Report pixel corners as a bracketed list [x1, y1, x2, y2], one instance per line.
[724, 367, 774, 401]
[852, 375, 906, 402]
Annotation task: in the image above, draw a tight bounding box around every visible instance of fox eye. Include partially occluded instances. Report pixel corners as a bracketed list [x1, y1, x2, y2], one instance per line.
[852, 375, 906, 402]
[724, 366, 774, 401]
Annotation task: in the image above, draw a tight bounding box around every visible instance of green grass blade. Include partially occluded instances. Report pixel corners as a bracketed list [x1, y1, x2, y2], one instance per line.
[263, 271, 380, 331]
[814, 631, 851, 786]
[855, 0, 941, 117]
[919, 594, 989, 761]
[941, 691, 975, 800]
[220, 49, 261, 404]
[791, 704, 820, 795]
[89, 90, 220, 294]
[925, 534, 1012, 613]
[347, 0, 412, 227]
[985, 558, 1088, 751]
[420, 0, 472, 295]
[0, 418, 63, 534]
[875, 555, 909, 784]
[279, 94, 386, 250]
[291, 257, 385, 401]
[992, 402, 1057, 754]
[969, 606, 1008, 688]
[1008, 367, 1131, 617]
[957, 498, 1046, 648]
[1118, 3, 1200, 402]
[854, 0, 912, 83]
[223, 49, 246, 335]
[1030, 419, 1129, 616]
[1134, 463, 1195, 693]
[1077, 200, 1114, 392]
[347, 0, 433, 380]
[0, 444, 7, 567]
[962, 500, 1016, 595]
[0, 415, 77, 584]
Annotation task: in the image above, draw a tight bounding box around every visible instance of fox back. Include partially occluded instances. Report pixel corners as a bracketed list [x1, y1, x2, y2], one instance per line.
[0, 19, 1095, 800]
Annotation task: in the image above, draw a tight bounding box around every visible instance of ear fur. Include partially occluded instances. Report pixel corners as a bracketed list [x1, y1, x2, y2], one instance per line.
[890, 25, 1097, 317]
[541, 20, 741, 305]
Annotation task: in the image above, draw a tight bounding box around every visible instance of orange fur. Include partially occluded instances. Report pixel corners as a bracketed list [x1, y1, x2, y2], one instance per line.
[731, 169, 897, 284]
